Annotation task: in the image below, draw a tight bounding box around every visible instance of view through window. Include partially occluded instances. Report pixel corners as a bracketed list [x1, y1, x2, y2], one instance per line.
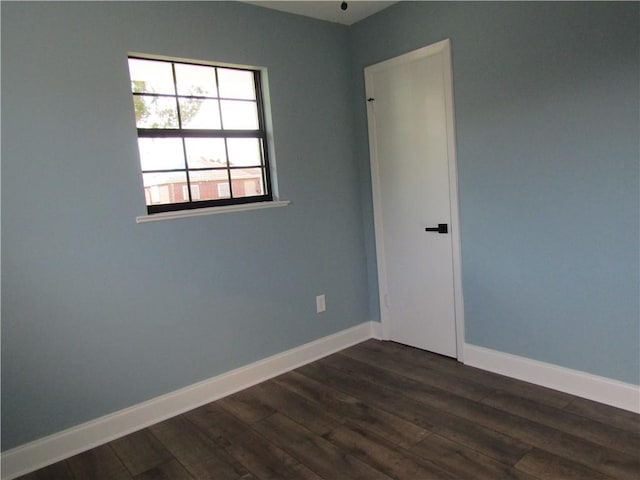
[128, 57, 273, 214]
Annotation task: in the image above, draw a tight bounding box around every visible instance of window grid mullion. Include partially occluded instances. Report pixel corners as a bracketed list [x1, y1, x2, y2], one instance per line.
[170, 62, 193, 203]
[141, 165, 264, 175]
[132, 92, 256, 103]
[223, 137, 233, 200]
[215, 67, 234, 200]
[137, 129, 264, 138]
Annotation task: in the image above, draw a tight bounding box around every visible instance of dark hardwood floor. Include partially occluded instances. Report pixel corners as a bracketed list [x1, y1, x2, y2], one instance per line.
[19, 340, 640, 479]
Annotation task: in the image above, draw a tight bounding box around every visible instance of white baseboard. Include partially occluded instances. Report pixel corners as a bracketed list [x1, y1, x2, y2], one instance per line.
[370, 321, 382, 339]
[1, 321, 378, 480]
[463, 343, 640, 414]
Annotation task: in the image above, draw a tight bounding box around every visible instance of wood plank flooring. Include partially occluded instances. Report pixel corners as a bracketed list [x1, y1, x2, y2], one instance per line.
[19, 340, 640, 479]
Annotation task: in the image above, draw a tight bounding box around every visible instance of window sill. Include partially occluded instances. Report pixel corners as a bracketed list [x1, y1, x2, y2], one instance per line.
[136, 200, 290, 224]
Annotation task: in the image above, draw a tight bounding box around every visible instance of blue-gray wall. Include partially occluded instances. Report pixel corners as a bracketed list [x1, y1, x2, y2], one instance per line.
[1, 1, 369, 450]
[3, 0, 639, 452]
[350, 2, 639, 384]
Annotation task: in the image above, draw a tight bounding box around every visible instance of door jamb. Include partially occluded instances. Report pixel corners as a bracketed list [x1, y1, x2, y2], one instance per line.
[364, 38, 466, 361]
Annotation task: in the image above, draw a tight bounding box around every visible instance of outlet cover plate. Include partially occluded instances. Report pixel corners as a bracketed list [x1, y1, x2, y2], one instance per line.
[316, 294, 326, 313]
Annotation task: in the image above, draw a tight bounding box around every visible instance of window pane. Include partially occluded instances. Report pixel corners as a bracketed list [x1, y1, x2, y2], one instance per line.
[128, 59, 175, 95]
[134, 95, 179, 129]
[231, 168, 264, 198]
[184, 138, 227, 168]
[221, 100, 258, 129]
[138, 138, 185, 171]
[217, 68, 256, 100]
[179, 98, 221, 129]
[189, 170, 231, 200]
[227, 138, 262, 167]
[175, 63, 217, 97]
[142, 172, 187, 205]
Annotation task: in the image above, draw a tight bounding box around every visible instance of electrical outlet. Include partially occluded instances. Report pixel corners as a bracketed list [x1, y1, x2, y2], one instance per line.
[316, 294, 326, 313]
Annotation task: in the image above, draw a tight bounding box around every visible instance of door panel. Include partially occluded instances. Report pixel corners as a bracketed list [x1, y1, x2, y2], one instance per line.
[366, 42, 458, 357]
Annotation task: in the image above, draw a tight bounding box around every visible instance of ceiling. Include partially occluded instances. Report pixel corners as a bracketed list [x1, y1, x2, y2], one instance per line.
[243, 1, 397, 25]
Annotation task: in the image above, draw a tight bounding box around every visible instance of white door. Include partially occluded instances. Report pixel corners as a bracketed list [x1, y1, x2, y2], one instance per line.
[365, 39, 464, 358]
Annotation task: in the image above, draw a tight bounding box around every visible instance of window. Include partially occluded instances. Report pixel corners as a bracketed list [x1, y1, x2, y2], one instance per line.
[128, 56, 273, 214]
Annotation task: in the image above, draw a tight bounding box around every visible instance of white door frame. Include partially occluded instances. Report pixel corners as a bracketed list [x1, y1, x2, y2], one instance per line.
[365, 38, 466, 361]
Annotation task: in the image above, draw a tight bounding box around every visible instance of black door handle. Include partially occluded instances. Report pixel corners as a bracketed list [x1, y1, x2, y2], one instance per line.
[425, 223, 448, 234]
